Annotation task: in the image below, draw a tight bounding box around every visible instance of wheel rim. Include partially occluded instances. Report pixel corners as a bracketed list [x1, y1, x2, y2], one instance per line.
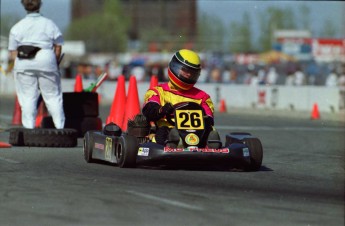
[116, 143, 123, 160]
[83, 134, 89, 160]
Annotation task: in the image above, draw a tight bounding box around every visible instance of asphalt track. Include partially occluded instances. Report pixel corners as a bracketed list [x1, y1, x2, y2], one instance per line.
[0, 96, 344, 226]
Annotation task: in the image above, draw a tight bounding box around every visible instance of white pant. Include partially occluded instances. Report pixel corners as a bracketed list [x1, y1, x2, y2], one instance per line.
[14, 70, 65, 129]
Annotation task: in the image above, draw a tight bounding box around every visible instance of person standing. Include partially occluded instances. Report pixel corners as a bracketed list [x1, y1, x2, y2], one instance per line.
[293, 66, 306, 86]
[8, 0, 65, 129]
[325, 68, 338, 87]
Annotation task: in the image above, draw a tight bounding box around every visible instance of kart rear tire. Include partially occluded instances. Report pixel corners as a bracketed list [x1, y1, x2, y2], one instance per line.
[116, 135, 138, 168]
[243, 138, 263, 171]
[83, 131, 94, 163]
[23, 128, 78, 147]
[9, 128, 28, 146]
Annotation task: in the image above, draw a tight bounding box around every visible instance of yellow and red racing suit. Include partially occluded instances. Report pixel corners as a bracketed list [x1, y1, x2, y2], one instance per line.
[143, 82, 215, 128]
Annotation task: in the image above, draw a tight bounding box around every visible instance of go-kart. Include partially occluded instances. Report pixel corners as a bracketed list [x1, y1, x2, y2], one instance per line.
[83, 102, 263, 171]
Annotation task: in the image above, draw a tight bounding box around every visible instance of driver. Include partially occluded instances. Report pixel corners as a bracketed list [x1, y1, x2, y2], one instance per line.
[142, 49, 218, 147]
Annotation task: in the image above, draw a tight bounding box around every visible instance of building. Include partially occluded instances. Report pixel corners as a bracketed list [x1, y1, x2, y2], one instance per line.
[71, 0, 197, 51]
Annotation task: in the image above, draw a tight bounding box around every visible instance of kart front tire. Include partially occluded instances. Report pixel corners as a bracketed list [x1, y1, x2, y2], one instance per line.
[83, 131, 94, 163]
[243, 138, 263, 171]
[116, 135, 138, 168]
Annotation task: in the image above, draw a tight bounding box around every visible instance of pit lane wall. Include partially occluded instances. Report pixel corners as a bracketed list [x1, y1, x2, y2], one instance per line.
[1, 75, 344, 113]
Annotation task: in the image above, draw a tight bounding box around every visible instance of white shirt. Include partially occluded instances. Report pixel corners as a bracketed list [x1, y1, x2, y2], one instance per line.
[266, 67, 278, 85]
[325, 73, 338, 87]
[130, 66, 146, 82]
[249, 76, 260, 86]
[8, 13, 63, 72]
[294, 71, 305, 86]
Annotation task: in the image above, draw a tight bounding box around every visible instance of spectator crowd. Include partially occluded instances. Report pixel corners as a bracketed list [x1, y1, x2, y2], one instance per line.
[62, 58, 345, 88]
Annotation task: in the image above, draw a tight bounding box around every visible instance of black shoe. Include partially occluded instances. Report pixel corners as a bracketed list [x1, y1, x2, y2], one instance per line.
[207, 130, 222, 149]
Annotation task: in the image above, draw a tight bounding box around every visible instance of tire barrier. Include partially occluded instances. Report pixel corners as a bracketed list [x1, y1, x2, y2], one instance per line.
[42, 116, 102, 137]
[9, 128, 78, 147]
[63, 92, 99, 117]
[40, 92, 103, 137]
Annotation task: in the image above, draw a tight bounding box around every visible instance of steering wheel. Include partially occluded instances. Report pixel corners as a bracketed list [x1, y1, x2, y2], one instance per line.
[165, 102, 189, 126]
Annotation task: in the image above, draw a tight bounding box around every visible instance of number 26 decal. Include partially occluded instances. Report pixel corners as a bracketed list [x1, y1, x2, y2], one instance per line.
[175, 110, 204, 130]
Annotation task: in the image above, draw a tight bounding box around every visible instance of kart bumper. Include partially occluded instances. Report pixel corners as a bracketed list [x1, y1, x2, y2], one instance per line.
[136, 142, 251, 166]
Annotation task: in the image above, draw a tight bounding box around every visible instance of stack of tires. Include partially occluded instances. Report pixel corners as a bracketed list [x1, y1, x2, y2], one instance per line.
[9, 128, 78, 147]
[41, 92, 103, 137]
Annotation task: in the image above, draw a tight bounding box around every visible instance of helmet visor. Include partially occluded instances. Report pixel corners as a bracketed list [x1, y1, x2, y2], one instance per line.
[169, 56, 200, 84]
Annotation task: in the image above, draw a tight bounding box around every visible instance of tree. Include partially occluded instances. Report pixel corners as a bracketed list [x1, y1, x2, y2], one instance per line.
[65, 0, 129, 53]
[320, 18, 337, 38]
[257, 7, 297, 51]
[195, 13, 225, 52]
[228, 12, 252, 53]
[139, 27, 174, 52]
[1, 15, 20, 38]
[299, 4, 310, 30]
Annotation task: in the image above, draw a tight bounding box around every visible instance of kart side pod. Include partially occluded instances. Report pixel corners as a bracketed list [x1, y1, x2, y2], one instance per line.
[84, 130, 139, 168]
[225, 133, 263, 171]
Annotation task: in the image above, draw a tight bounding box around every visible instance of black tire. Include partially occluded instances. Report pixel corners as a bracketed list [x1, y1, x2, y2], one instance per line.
[41, 116, 102, 137]
[63, 92, 99, 117]
[9, 128, 28, 146]
[243, 138, 263, 171]
[23, 128, 78, 147]
[116, 135, 138, 168]
[83, 131, 94, 163]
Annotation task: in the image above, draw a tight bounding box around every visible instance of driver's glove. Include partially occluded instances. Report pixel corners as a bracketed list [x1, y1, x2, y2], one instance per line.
[159, 103, 174, 117]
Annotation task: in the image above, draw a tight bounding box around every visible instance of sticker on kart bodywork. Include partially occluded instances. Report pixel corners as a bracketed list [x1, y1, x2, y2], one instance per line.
[175, 109, 204, 130]
[185, 133, 199, 145]
[105, 137, 112, 161]
[243, 147, 250, 157]
[138, 147, 149, 156]
[164, 147, 229, 153]
[94, 142, 104, 150]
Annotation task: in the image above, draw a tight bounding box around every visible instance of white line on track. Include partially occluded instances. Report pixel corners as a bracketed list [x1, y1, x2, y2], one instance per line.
[127, 190, 204, 211]
[215, 125, 344, 132]
[0, 156, 20, 164]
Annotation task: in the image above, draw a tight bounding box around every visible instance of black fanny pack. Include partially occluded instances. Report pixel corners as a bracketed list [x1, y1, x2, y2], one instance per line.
[17, 45, 41, 59]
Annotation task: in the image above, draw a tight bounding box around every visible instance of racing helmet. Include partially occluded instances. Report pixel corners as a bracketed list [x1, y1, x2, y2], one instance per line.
[21, 0, 42, 12]
[168, 49, 201, 90]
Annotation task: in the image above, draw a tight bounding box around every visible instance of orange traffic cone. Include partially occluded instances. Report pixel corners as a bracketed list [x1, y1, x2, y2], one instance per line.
[219, 99, 227, 113]
[35, 101, 48, 128]
[106, 75, 126, 128]
[311, 103, 320, 120]
[74, 74, 83, 92]
[149, 75, 158, 89]
[0, 141, 11, 148]
[122, 75, 141, 131]
[12, 95, 22, 125]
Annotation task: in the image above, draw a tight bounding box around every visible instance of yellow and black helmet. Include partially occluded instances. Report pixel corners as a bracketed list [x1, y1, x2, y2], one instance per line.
[168, 49, 201, 90]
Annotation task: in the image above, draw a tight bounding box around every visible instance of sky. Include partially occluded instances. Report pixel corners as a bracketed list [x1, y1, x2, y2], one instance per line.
[197, 0, 344, 39]
[1, 0, 71, 32]
[1, 0, 344, 38]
